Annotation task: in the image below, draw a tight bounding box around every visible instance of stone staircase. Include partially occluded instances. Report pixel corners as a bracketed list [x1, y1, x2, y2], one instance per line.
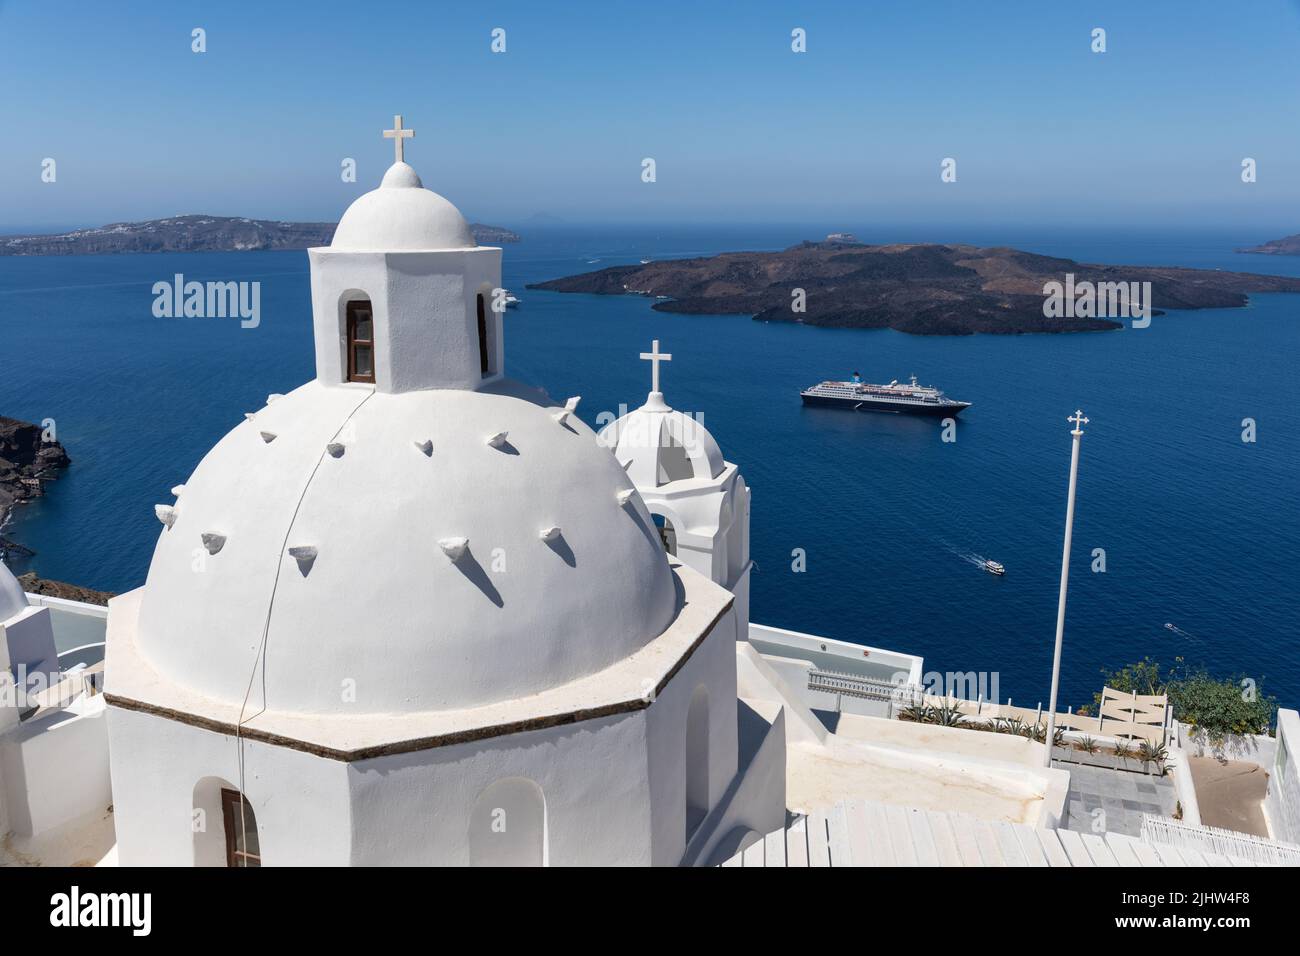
[720, 798, 1267, 866]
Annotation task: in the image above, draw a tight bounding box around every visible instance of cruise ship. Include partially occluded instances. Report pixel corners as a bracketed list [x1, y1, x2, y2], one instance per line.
[800, 373, 972, 416]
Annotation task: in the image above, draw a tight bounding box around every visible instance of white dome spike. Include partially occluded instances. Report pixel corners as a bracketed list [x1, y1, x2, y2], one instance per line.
[260, 431, 277, 443]
[154, 504, 177, 529]
[243, 412, 256, 422]
[200, 532, 227, 555]
[552, 396, 581, 425]
[287, 545, 318, 575]
[616, 488, 636, 507]
[486, 431, 509, 449]
[326, 442, 345, 458]
[539, 526, 561, 542]
[266, 393, 285, 404]
[413, 438, 433, 456]
[438, 536, 469, 561]
[171, 484, 186, 497]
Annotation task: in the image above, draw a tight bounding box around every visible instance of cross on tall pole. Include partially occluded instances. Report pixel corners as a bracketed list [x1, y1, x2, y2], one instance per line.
[640, 339, 672, 395]
[384, 115, 414, 164]
[1044, 409, 1089, 767]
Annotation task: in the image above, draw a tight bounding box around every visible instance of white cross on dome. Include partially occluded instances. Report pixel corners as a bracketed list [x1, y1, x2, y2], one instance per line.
[639, 339, 672, 395]
[383, 114, 414, 164]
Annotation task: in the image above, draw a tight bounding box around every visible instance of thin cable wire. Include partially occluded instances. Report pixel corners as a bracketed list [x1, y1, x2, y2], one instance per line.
[233, 389, 375, 865]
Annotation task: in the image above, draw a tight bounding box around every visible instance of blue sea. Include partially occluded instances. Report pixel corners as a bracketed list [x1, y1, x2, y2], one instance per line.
[2, 225, 1297, 711]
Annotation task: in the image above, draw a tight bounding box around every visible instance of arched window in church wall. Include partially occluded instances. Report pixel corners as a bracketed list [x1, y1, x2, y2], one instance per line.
[468, 777, 547, 867]
[686, 684, 710, 838]
[220, 788, 262, 867]
[192, 777, 260, 867]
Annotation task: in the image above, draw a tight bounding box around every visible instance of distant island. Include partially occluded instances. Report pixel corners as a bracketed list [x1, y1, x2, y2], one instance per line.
[0, 215, 520, 256]
[529, 241, 1300, 335]
[1238, 233, 1300, 256]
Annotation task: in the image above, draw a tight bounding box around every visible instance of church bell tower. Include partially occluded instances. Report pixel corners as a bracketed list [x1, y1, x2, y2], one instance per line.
[308, 116, 504, 394]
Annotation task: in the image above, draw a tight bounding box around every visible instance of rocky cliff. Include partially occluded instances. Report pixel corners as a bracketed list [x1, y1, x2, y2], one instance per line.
[0, 416, 71, 555]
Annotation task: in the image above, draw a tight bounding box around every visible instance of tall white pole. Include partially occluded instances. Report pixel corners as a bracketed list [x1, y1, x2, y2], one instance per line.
[1044, 410, 1088, 767]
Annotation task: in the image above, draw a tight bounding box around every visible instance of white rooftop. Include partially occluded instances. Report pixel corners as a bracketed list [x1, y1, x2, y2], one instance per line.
[330, 161, 477, 251]
[130, 378, 681, 716]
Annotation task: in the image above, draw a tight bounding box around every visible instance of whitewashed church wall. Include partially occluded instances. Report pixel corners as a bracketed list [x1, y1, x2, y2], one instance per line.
[644, 604, 740, 865]
[381, 249, 503, 392]
[690, 706, 787, 867]
[346, 709, 653, 866]
[106, 706, 352, 866]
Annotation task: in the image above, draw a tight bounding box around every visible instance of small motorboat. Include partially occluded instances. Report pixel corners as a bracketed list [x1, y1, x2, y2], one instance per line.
[984, 559, 1005, 576]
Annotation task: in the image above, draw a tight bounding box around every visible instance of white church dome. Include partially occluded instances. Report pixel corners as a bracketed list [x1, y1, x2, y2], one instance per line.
[598, 346, 726, 489]
[0, 560, 30, 623]
[331, 162, 477, 251]
[133, 380, 679, 715]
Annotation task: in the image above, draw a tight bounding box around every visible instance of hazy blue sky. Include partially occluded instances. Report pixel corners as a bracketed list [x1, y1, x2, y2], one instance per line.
[3, 0, 1300, 231]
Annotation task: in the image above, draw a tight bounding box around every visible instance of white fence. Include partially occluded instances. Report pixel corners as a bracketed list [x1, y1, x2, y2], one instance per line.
[1140, 813, 1300, 867]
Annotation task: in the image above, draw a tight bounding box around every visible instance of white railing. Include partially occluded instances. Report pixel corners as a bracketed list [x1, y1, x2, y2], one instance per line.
[1140, 813, 1300, 866]
[807, 668, 923, 718]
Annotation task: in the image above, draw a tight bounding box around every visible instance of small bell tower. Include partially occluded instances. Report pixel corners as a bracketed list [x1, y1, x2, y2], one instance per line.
[599, 342, 753, 631]
[308, 116, 505, 393]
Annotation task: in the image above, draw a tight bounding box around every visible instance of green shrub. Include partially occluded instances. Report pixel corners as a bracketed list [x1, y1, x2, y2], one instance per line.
[1097, 657, 1166, 700]
[1167, 671, 1276, 744]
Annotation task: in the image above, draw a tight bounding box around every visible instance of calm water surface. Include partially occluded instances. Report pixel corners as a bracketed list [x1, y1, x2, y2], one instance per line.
[2, 224, 1297, 709]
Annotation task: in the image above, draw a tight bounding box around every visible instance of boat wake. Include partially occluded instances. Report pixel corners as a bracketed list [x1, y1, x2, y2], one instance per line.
[941, 541, 994, 571]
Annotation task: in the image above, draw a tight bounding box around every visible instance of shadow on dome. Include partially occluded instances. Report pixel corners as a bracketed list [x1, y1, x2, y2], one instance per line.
[542, 533, 576, 568]
[450, 544, 503, 608]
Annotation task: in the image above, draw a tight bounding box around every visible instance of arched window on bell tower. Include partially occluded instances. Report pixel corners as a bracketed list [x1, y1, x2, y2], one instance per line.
[476, 293, 490, 376]
[346, 299, 375, 383]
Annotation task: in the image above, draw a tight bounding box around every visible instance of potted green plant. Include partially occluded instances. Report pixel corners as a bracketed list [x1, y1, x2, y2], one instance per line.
[1113, 740, 1136, 771]
[900, 702, 931, 724]
[930, 699, 967, 728]
[1138, 739, 1169, 775]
